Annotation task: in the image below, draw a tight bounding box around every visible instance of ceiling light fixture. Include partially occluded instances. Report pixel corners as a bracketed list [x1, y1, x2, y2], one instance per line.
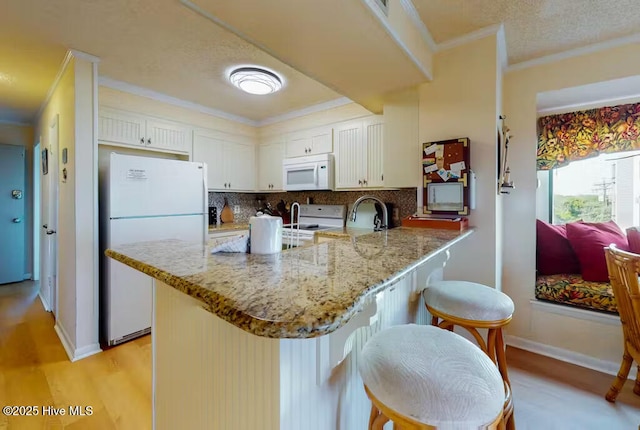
[229, 67, 282, 95]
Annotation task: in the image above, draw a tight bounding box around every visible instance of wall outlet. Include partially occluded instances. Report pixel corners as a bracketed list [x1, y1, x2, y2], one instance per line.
[233, 205, 240, 214]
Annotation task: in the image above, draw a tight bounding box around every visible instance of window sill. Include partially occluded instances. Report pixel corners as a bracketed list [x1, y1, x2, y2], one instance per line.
[529, 299, 620, 326]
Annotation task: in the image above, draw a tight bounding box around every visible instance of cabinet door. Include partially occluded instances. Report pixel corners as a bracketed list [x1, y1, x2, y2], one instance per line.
[285, 132, 310, 158]
[258, 142, 284, 191]
[98, 107, 146, 147]
[364, 118, 384, 188]
[226, 142, 255, 191]
[309, 126, 333, 155]
[146, 119, 191, 154]
[193, 133, 225, 190]
[335, 122, 364, 189]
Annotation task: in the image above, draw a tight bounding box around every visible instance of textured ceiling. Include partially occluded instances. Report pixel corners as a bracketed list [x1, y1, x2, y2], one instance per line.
[413, 0, 640, 64]
[0, 0, 342, 124]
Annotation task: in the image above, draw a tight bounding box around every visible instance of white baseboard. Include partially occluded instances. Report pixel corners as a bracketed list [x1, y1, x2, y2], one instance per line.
[38, 291, 51, 312]
[506, 335, 636, 380]
[54, 323, 102, 362]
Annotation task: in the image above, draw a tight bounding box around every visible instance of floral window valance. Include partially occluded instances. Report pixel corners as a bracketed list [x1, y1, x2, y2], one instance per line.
[537, 102, 640, 170]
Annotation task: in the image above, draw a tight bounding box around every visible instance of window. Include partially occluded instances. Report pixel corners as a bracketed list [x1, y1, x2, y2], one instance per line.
[547, 150, 640, 230]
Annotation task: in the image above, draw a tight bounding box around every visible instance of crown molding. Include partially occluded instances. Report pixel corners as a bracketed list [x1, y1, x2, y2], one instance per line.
[98, 76, 258, 126]
[507, 32, 640, 73]
[258, 97, 353, 126]
[35, 50, 74, 122]
[436, 24, 503, 52]
[399, 0, 437, 52]
[69, 49, 101, 63]
[361, 0, 433, 80]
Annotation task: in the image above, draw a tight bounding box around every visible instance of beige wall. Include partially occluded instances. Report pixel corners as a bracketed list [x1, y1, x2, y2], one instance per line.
[503, 42, 640, 364]
[0, 123, 34, 277]
[419, 35, 500, 287]
[36, 54, 100, 360]
[36, 56, 77, 349]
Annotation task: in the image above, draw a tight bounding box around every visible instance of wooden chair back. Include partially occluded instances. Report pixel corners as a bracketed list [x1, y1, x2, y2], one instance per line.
[605, 244, 640, 354]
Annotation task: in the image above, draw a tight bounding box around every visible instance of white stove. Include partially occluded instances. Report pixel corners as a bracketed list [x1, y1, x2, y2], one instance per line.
[282, 204, 347, 247]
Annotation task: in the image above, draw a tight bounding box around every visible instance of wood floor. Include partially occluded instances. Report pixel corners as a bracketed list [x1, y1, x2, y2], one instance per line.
[0, 281, 152, 429]
[1, 281, 640, 429]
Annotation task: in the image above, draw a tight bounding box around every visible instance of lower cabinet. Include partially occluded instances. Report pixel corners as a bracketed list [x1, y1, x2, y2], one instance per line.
[193, 130, 255, 191]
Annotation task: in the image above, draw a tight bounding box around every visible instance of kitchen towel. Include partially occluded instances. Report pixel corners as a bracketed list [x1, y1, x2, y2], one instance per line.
[210, 234, 249, 254]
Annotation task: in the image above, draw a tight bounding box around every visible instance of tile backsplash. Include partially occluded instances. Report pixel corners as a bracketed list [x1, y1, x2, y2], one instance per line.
[208, 189, 418, 227]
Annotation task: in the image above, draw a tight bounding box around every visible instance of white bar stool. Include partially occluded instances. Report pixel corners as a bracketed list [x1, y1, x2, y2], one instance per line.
[359, 324, 506, 430]
[423, 281, 515, 429]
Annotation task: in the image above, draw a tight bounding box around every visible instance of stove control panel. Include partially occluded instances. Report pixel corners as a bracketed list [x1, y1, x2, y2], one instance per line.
[299, 204, 346, 219]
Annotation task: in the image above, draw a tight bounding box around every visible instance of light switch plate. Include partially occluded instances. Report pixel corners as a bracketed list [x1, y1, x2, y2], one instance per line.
[233, 205, 240, 214]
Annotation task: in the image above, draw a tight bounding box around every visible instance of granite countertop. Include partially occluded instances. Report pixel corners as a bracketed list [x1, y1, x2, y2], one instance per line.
[316, 226, 376, 239]
[106, 227, 473, 339]
[208, 223, 249, 233]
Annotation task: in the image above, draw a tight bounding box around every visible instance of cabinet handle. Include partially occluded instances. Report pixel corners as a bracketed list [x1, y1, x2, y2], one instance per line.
[381, 174, 384, 181]
[140, 137, 145, 145]
[147, 138, 151, 145]
[224, 183, 227, 188]
[363, 179, 368, 185]
[229, 183, 231, 188]
[358, 179, 362, 185]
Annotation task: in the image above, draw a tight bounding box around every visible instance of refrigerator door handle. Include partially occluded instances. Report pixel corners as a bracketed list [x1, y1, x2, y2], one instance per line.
[202, 162, 208, 247]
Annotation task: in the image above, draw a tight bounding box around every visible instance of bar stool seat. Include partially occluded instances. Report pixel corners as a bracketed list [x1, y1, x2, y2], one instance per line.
[360, 324, 505, 429]
[424, 281, 515, 323]
[424, 280, 516, 430]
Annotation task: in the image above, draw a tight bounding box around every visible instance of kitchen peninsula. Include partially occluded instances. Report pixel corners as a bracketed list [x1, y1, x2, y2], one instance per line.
[106, 226, 473, 430]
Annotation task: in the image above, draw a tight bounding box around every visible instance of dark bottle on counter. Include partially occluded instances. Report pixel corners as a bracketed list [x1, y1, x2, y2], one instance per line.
[208, 207, 218, 226]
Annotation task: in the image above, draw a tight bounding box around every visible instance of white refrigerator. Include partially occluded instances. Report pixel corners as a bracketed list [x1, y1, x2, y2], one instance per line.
[101, 153, 207, 346]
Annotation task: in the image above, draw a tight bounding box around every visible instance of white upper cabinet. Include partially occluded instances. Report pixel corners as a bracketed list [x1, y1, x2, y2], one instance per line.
[146, 119, 191, 153]
[98, 107, 191, 155]
[335, 116, 384, 189]
[285, 125, 333, 158]
[193, 130, 255, 192]
[258, 141, 285, 191]
[98, 107, 146, 147]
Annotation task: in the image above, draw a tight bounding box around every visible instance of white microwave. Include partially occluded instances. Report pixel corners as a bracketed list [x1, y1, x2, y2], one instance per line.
[283, 153, 334, 191]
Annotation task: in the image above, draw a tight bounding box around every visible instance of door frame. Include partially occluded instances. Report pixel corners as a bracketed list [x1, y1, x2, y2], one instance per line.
[33, 140, 41, 281]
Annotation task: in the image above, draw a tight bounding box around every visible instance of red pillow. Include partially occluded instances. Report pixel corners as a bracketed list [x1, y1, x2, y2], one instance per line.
[627, 227, 640, 254]
[566, 221, 629, 282]
[536, 219, 581, 275]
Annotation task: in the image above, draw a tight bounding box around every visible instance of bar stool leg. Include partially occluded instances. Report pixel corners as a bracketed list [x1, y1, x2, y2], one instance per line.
[487, 328, 498, 363]
[495, 328, 510, 386]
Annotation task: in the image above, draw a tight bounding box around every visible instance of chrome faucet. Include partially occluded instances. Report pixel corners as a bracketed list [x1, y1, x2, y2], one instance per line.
[350, 195, 388, 231]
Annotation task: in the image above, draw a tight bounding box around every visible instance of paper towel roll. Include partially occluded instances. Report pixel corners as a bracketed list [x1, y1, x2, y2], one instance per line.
[249, 215, 283, 254]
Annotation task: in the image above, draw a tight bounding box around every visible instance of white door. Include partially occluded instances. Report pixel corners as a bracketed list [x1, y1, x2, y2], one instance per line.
[98, 107, 146, 147]
[41, 115, 59, 314]
[258, 142, 284, 191]
[335, 121, 364, 189]
[364, 118, 384, 188]
[226, 142, 255, 191]
[146, 119, 191, 154]
[193, 133, 225, 190]
[309, 126, 333, 155]
[0, 144, 26, 284]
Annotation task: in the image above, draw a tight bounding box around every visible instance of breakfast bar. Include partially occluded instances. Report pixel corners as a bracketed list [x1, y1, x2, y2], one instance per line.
[106, 226, 473, 430]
